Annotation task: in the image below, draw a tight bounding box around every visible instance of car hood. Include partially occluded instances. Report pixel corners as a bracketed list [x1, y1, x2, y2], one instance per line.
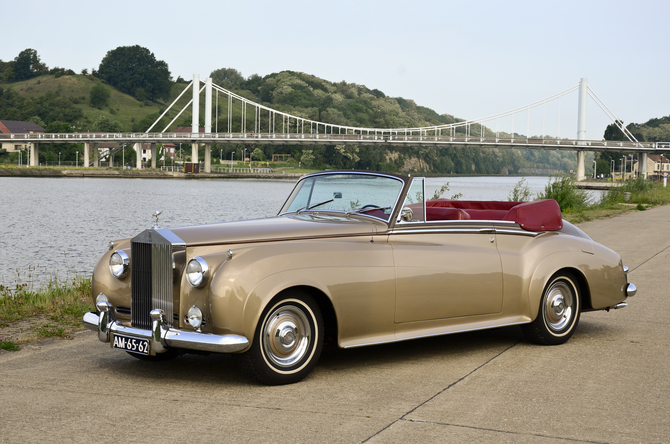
[164, 213, 385, 247]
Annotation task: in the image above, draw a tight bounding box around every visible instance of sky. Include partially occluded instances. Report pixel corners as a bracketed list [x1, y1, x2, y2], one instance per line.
[2, 0, 668, 139]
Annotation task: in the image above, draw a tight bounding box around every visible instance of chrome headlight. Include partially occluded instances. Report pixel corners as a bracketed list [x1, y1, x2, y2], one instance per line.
[109, 250, 129, 278]
[186, 257, 209, 288]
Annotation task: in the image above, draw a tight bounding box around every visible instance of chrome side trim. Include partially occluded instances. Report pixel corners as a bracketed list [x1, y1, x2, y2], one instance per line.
[343, 320, 530, 349]
[82, 311, 250, 354]
[387, 227, 539, 237]
[493, 229, 541, 237]
[388, 228, 490, 235]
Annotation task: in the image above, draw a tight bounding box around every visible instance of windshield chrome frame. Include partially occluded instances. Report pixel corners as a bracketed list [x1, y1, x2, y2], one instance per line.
[277, 171, 407, 224]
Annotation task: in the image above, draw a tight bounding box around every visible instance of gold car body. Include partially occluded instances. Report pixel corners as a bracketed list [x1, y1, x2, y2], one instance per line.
[87, 171, 629, 354]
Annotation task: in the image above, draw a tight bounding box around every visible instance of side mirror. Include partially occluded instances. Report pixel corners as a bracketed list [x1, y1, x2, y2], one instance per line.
[399, 207, 413, 222]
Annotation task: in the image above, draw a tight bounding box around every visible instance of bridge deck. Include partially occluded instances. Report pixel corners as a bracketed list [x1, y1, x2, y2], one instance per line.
[2, 132, 668, 152]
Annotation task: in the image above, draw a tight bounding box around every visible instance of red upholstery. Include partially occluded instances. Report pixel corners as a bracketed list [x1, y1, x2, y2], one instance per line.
[419, 198, 562, 231]
[462, 209, 509, 220]
[502, 199, 563, 231]
[426, 207, 470, 221]
[427, 199, 519, 211]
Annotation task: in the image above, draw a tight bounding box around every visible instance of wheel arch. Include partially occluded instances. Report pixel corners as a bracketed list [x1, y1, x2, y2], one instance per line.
[528, 260, 591, 321]
[272, 285, 339, 346]
[243, 280, 338, 349]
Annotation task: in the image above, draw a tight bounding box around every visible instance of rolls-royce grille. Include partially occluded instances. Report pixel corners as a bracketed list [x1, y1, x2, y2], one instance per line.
[131, 229, 174, 329]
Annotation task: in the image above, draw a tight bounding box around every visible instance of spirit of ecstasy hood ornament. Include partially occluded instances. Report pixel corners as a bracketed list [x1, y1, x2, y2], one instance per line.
[152, 210, 163, 229]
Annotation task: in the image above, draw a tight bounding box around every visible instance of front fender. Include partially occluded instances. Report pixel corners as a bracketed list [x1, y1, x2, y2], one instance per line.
[206, 239, 396, 349]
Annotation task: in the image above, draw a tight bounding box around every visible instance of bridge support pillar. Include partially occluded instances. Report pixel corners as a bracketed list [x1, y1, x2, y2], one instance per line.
[93, 143, 99, 168]
[204, 144, 211, 173]
[576, 151, 586, 181]
[135, 143, 142, 169]
[109, 147, 114, 168]
[151, 143, 157, 169]
[84, 143, 90, 168]
[192, 143, 199, 166]
[640, 152, 648, 179]
[29, 143, 39, 167]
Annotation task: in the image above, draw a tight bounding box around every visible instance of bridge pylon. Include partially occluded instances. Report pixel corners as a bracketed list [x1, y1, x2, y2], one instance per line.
[576, 78, 588, 181]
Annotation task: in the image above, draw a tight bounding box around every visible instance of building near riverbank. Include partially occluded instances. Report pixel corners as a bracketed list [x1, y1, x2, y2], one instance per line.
[0, 120, 45, 153]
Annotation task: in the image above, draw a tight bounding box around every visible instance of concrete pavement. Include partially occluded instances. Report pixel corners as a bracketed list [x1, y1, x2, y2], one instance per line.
[1, 206, 668, 443]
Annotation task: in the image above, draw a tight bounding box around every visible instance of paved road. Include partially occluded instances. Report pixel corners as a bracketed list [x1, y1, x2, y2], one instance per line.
[1, 207, 668, 443]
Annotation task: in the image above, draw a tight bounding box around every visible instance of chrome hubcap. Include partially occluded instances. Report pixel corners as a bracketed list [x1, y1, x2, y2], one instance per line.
[544, 281, 574, 331]
[262, 305, 311, 368]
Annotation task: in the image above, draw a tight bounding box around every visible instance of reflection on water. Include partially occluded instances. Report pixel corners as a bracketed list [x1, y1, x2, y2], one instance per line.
[0, 175, 602, 286]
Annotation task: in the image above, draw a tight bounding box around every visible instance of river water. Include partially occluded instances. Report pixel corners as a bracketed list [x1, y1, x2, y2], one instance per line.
[0, 175, 601, 287]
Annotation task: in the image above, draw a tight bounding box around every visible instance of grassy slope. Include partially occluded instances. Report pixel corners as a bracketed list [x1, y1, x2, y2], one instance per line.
[5, 75, 194, 132]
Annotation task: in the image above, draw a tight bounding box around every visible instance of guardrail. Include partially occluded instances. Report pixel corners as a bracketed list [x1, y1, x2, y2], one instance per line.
[2, 132, 666, 151]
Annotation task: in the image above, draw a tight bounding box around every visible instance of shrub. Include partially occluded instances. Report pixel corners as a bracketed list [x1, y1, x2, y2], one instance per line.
[89, 83, 110, 109]
[508, 178, 533, 202]
[605, 177, 653, 203]
[536, 174, 589, 212]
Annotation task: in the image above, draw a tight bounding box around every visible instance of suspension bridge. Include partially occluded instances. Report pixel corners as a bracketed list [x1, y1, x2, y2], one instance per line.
[3, 75, 667, 180]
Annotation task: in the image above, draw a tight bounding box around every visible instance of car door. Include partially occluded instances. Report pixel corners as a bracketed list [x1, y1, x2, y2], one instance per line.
[390, 224, 503, 323]
[388, 177, 503, 323]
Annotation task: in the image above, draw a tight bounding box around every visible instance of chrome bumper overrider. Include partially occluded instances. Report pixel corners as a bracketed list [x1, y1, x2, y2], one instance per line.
[82, 301, 249, 355]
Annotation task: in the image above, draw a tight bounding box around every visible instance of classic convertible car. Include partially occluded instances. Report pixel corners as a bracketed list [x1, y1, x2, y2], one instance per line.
[84, 171, 636, 385]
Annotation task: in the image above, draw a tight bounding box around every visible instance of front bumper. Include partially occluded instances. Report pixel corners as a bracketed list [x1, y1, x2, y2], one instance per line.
[83, 301, 249, 355]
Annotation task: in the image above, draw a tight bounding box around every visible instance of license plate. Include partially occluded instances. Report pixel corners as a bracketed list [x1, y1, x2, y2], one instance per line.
[113, 334, 150, 356]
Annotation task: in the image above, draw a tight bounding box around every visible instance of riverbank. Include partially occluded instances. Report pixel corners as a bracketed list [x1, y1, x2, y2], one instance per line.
[0, 166, 303, 179]
[0, 273, 92, 350]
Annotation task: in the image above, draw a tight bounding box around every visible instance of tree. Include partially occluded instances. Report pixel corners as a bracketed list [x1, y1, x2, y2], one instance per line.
[2, 65, 15, 83]
[252, 147, 265, 161]
[13, 49, 48, 81]
[89, 83, 110, 109]
[600, 120, 629, 170]
[92, 115, 121, 132]
[29, 115, 46, 129]
[301, 149, 315, 166]
[210, 68, 244, 90]
[603, 120, 627, 141]
[97, 45, 172, 101]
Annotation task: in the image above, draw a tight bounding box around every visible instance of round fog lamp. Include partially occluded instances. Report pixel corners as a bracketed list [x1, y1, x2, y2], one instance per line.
[186, 257, 209, 287]
[109, 250, 129, 278]
[187, 305, 203, 330]
[96, 293, 109, 305]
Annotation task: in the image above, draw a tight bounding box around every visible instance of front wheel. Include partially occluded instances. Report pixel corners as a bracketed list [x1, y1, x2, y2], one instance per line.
[522, 273, 581, 345]
[241, 293, 324, 385]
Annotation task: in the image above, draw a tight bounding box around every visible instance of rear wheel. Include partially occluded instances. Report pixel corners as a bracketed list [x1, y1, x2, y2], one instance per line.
[522, 273, 581, 345]
[242, 292, 323, 385]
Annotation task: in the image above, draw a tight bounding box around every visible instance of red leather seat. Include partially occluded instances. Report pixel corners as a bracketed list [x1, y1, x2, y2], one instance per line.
[426, 207, 470, 221]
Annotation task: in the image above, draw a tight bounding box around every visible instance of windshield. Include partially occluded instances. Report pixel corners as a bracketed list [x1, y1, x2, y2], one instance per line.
[279, 173, 404, 221]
